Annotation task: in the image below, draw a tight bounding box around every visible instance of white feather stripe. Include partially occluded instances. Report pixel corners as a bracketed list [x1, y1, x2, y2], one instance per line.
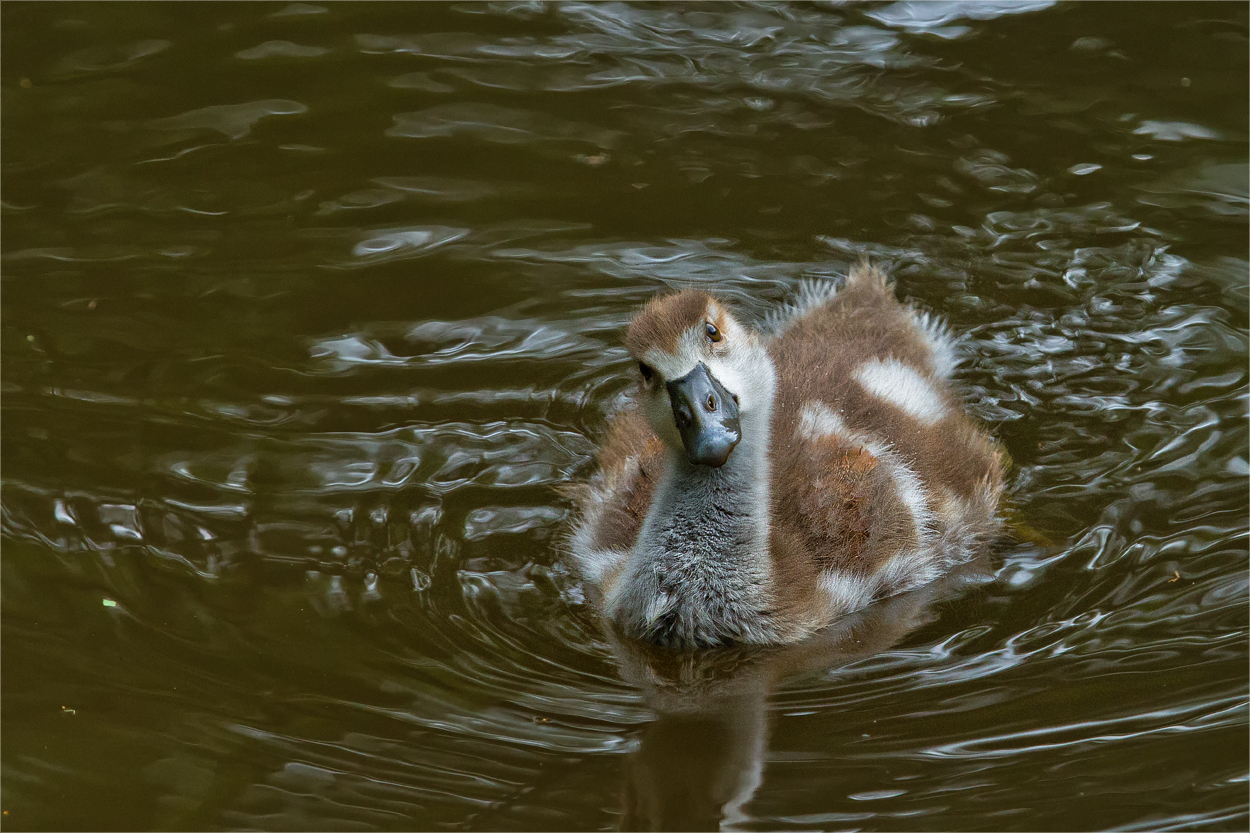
[763, 278, 840, 335]
[854, 359, 947, 425]
[910, 310, 961, 379]
[818, 569, 873, 614]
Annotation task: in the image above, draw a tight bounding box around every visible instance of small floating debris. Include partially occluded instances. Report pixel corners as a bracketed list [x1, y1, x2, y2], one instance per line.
[102, 598, 117, 607]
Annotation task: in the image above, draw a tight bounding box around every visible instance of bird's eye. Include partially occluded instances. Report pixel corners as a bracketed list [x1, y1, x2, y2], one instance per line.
[705, 322, 722, 343]
[638, 362, 654, 382]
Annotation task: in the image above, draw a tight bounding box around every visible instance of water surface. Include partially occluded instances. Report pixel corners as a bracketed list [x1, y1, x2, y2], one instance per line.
[2, 2, 1247, 830]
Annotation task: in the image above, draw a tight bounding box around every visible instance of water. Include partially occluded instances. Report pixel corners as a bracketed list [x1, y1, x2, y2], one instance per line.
[2, 2, 1246, 830]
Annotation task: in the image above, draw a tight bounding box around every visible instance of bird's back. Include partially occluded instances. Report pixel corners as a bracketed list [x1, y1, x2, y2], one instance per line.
[764, 266, 1005, 619]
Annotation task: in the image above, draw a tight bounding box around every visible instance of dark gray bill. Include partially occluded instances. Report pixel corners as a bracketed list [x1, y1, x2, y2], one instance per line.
[666, 362, 741, 467]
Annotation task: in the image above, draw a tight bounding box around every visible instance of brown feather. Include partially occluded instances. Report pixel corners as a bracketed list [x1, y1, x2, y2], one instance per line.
[765, 264, 1003, 601]
[585, 408, 664, 552]
[625, 290, 713, 357]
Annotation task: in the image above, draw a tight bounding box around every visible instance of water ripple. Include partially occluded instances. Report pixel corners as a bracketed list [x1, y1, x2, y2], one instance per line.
[3, 2, 1246, 829]
[387, 103, 625, 149]
[145, 99, 308, 141]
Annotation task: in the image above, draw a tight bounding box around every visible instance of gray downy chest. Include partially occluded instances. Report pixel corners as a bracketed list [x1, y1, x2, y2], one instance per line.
[617, 463, 776, 647]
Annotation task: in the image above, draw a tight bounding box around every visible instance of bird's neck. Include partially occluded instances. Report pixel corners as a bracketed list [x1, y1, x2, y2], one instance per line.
[652, 353, 776, 559]
[615, 357, 778, 644]
[658, 408, 773, 550]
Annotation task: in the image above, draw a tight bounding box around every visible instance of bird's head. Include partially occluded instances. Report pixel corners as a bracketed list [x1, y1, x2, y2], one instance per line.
[625, 290, 772, 468]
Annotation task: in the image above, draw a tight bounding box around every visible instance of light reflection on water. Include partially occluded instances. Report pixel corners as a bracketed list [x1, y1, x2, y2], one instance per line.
[2, 2, 1246, 830]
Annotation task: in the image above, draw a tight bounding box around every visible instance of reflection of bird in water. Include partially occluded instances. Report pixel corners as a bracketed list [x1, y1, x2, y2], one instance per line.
[569, 264, 1006, 648]
[612, 556, 991, 832]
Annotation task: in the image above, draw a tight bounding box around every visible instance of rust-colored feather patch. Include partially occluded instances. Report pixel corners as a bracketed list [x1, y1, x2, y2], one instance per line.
[624, 290, 713, 357]
[583, 409, 665, 552]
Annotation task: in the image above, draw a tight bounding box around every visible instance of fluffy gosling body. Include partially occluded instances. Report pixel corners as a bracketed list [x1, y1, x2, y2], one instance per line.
[569, 265, 1005, 648]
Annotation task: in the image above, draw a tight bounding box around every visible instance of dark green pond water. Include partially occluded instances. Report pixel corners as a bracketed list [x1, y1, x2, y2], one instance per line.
[3, 2, 1247, 830]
